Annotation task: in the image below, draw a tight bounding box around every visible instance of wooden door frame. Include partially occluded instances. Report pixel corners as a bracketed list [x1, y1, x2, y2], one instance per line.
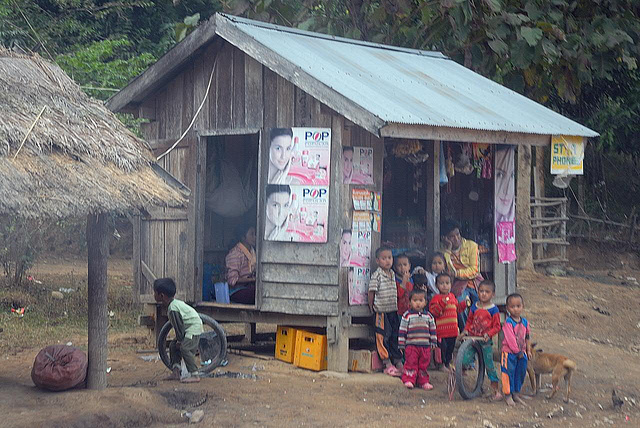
[196, 128, 262, 308]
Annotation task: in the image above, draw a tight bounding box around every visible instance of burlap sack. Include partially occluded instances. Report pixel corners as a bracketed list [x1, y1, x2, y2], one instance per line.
[31, 345, 87, 391]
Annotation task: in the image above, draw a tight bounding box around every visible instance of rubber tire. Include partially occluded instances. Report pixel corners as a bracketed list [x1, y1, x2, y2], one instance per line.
[455, 339, 486, 400]
[157, 313, 227, 373]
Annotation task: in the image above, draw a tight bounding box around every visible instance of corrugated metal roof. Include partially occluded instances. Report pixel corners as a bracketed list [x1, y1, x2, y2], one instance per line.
[224, 15, 598, 138]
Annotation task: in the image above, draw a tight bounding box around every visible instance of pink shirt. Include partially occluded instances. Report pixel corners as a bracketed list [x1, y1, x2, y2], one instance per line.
[502, 316, 530, 354]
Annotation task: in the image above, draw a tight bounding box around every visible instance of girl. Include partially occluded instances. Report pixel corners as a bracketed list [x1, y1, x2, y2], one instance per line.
[425, 252, 447, 297]
[225, 224, 257, 304]
[429, 273, 470, 371]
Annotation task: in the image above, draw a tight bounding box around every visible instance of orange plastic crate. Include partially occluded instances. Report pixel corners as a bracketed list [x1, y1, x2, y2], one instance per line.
[293, 330, 327, 371]
[275, 326, 298, 363]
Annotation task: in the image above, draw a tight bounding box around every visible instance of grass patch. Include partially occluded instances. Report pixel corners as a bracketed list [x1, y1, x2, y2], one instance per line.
[0, 271, 141, 354]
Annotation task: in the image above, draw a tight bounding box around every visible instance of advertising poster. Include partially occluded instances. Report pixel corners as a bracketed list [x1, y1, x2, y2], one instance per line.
[551, 135, 584, 175]
[264, 184, 328, 243]
[267, 127, 331, 185]
[343, 146, 374, 184]
[348, 266, 371, 305]
[352, 189, 381, 211]
[495, 145, 516, 263]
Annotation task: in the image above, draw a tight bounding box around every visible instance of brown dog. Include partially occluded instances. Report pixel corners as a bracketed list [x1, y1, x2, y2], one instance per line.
[526, 343, 577, 402]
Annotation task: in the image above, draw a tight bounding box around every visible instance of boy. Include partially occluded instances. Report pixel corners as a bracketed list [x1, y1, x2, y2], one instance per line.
[369, 247, 402, 376]
[153, 278, 203, 383]
[501, 293, 531, 406]
[460, 280, 502, 400]
[398, 289, 437, 390]
[394, 254, 414, 317]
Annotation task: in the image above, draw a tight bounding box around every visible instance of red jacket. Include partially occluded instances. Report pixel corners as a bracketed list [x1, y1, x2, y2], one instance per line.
[395, 277, 414, 315]
[429, 293, 467, 339]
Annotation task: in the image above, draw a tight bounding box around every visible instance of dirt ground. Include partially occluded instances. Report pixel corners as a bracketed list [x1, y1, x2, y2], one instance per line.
[1, 249, 640, 428]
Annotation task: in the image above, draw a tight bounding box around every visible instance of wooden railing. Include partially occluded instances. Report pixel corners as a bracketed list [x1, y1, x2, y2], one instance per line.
[530, 197, 569, 265]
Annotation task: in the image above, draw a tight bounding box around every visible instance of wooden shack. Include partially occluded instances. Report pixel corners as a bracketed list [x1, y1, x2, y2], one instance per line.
[108, 13, 597, 371]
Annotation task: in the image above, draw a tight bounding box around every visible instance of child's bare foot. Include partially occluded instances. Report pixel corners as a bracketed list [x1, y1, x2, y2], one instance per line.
[181, 375, 200, 383]
[404, 381, 414, 389]
[513, 394, 528, 406]
[420, 382, 434, 391]
[491, 391, 503, 401]
[506, 395, 516, 406]
[165, 368, 180, 381]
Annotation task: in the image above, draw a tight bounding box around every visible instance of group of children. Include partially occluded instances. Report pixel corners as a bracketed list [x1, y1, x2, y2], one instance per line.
[151, 248, 531, 405]
[369, 247, 531, 405]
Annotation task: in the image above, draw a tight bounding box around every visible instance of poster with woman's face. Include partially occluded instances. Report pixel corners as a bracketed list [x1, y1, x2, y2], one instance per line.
[267, 127, 331, 185]
[495, 145, 515, 223]
[343, 146, 374, 184]
[264, 184, 329, 243]
[495, 145, 516, 263]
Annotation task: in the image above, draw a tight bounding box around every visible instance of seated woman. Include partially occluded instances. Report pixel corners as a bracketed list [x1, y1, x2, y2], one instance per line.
[441, 219, 483, 326]
[225, 224, 257, 304]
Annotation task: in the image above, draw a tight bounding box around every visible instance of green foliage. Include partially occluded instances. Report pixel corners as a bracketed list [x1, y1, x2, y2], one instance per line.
[56, 38, 156, 100]
[175, 12, 201, 42]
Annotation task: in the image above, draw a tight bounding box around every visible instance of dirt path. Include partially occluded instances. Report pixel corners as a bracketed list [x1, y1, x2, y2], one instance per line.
[1, 259, 639, 427]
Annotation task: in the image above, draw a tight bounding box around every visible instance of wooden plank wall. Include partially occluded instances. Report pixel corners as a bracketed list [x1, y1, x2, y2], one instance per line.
[258, 68, 341, 316]
[137, 40, 376, 316]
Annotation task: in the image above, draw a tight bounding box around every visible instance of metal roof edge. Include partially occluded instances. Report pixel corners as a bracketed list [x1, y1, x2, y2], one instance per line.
[219, 13, 448, 60]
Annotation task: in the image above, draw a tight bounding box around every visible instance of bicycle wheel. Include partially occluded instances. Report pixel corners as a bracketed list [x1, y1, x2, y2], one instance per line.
[455, 339, 485, 400]
[158, 313, 228, 374]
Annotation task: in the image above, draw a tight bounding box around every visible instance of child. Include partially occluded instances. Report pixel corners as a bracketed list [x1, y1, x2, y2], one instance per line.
[429, 272, 470, 371]
[394, 254, 414, 317]
[501, 293, 531, 406]
[153, 278, 203, 383]
[369, 247, 402, 376]
[398, 289, 437, 390]
[425, 252, 447, 297]
[460, 280, 503, 400]
[411, 272, 429, 298]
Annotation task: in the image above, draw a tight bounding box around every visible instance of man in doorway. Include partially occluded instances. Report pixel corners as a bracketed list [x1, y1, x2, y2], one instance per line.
[441, 219, 482, 327]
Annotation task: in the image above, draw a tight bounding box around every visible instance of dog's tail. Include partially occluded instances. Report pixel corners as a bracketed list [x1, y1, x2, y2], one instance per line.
[563, 359, 577, 371]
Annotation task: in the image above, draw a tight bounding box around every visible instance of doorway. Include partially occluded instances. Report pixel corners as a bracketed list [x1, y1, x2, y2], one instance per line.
[202, 132, 259, 306]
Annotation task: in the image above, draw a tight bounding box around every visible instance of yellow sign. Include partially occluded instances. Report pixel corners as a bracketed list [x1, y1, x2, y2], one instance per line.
[551, 135, 584, 175]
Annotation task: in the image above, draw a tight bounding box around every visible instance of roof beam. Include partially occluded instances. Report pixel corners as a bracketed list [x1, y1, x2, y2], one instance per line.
[106, 17, 219, 113]
[380, 123, 551, 146]
[215, 14, 385, 136]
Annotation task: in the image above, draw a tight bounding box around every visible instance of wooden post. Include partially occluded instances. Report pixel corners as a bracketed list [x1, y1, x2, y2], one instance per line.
[515, 146, 534, 271]
[86, 213, 110, 390]
[532, 168, 543, 263]
[327, 114, 349, 372]
[425, 141, 441, 255]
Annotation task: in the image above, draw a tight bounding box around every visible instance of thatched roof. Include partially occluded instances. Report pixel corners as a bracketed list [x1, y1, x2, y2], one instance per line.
[0, 49, 185, 218]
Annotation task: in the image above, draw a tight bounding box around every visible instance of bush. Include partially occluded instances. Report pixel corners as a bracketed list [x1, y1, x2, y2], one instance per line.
[0, 218, 45, 287]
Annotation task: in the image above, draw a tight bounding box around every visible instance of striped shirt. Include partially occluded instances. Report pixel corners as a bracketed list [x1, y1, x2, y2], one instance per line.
[398, 310, 437, 348]
[225, 243, 256, 287]
[369, 267, 397, 313]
